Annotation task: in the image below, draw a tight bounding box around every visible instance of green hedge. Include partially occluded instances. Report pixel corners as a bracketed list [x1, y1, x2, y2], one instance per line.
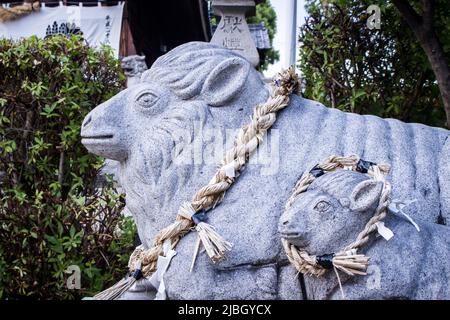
[0, 35, 136, 299]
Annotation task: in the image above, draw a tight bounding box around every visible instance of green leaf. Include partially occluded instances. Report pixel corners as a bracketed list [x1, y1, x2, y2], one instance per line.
[69, 225, 76, 238]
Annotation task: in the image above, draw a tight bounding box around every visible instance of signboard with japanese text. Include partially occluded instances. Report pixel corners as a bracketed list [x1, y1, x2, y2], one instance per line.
[0, 2, 124, 58]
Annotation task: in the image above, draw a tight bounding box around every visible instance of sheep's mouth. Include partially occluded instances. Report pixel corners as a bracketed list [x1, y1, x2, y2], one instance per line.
[81, 134, 114, 140]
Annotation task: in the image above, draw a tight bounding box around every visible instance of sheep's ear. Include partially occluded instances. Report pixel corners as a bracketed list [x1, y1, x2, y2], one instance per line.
[201, 57, 250, 107]
[349, 180, 383, 212]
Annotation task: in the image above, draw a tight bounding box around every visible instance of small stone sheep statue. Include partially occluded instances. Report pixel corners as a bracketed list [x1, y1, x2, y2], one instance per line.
[279, 170, 450, 300]
[120, 55, 147, 87]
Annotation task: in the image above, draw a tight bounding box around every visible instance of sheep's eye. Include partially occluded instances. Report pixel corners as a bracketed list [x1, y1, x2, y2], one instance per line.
[136, 92, 159, 108]
[314, 200, 330, 212]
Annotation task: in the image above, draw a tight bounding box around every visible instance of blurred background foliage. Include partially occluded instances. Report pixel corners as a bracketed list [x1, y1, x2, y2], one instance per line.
[0, 35, 136, 299]
[299, 0, 450, 128]
[247, 0, 280, 71]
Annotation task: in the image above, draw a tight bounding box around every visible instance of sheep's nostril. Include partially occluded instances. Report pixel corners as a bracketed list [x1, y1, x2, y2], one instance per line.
[282, 219, 289, 226]
[82, 115, 92, 128]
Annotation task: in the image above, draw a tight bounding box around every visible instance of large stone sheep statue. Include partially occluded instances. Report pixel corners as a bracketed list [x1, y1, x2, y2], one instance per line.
[80, 42, 450, 299]
[279, 170, 450, 299]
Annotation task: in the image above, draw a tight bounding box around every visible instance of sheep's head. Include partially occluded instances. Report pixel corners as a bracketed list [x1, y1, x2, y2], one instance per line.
[80, 80, 177, 162]
[81, 42, 265, 164]
[279, 171, 383, 254]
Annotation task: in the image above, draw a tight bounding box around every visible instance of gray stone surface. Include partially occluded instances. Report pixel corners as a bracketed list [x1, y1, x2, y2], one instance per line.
[80, 41, 450, 299]
[280, 170, 450, 299]
[277, 265, 303, 300]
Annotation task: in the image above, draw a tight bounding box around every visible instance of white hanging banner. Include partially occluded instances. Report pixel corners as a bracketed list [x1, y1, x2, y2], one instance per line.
[0, 2, 124, 57]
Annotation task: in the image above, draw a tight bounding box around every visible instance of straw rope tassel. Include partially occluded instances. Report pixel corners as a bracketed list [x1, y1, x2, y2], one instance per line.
[93, 261, 142, 300]
[331, 253, 370, 276]
[93, 276, 136, 300]
[195, 222, 233, 263]
[177, 201, 233, 265]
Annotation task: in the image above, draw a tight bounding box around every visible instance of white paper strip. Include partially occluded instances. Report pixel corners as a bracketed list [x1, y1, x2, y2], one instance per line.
[388, 199, 421, 232]
[375, 221, 394, 241]
[148, 240, 177, 300]
[221, 161, 236, 178]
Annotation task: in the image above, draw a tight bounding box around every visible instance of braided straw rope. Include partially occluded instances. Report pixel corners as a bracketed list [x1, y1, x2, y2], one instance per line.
[282, 155, 391, 277]
[123, 67, 300, 278]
